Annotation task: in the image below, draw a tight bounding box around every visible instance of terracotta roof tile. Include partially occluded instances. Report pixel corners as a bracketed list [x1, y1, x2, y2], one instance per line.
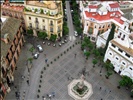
[85, 11, 124, 25]
[109, 3, 119, 8]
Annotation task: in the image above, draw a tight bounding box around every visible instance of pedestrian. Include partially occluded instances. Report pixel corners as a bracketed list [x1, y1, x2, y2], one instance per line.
[45, 59, 48, 63]
[100, 87, 102, 90]
[26, 80, 29, 85]
[68, 77, 69, 80]
[109, 90, 111, 93]
[87, 72, 89, 76]
[75, 53, 77, 58]
[21, 75, 25, 79]
[101, 99, 103, 100]
[44, 54, 46, 57]
[100, 72, 102, 76]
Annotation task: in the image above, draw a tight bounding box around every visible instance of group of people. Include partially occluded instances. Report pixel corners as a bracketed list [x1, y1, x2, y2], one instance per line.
[43, 92, 55, 100]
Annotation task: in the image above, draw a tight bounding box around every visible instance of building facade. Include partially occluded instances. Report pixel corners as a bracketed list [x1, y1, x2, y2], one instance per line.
[1, 1, 25, 31]
[79, 1, 129, 42]
[0, 17, 25, 100]
[104, 26, 133, 79]
[24, 1, 63, 39]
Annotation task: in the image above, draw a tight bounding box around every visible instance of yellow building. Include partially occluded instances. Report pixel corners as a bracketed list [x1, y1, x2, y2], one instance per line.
[24, 0, 63, 39]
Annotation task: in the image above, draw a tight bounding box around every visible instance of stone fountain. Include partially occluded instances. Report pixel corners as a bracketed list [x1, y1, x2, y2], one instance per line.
[68, 67, 93, 100]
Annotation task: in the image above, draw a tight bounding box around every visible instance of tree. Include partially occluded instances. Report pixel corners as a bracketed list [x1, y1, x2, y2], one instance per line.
[29, 46, 34, 54]
[50, 34, 57, 42]
[38, 31, 47, 40]
[119, 76, 133, 88]
[104, 23, 116, 54]
[84, 51, 90, 59]
[28, 57, 33, 63]
[27, 29, 33, 35]
[63, 26, 69, 36]
[93, 49, 100, 58]
[104, 62, 113, 71]
[92, 59, 98, 67]
[105, 71, 112, 79]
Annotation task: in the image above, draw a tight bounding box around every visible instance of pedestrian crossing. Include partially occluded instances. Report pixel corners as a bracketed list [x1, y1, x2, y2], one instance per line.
[69, 36, 76, 41]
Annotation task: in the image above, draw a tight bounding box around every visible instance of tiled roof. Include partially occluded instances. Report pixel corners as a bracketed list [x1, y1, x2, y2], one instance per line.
[84, 11, 124, 25]
[88, 5, 98, 9]
[109, 3, 119, 8]
[111, 40, 133, 57]
[2, 4, 24, 12]
[1, 17, 21, 57]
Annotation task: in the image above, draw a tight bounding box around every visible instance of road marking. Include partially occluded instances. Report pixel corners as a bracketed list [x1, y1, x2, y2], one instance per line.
[69, 36, 76, 41]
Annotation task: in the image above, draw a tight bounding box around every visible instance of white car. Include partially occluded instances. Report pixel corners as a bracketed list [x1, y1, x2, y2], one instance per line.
[74, 31, 78, 37]
[59, 43, 62, 46]
[34, 52, 39, 59]
[61, 41, 65, 44]
[53, 44, 56, 47]
[37, 45, 43, 52]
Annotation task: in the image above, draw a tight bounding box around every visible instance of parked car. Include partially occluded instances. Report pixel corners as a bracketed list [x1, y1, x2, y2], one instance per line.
[74, 31, 78, 37]
[59, 43, 62, 46]
[47, 42, 51, 46]
[33, 52, 39, 59]
[64, 39, 68, 43]
[61, 41, 65, 44]
[43, 41, 46, 44]
[53, 44, 56, 47]
[37, 45, 43, 52]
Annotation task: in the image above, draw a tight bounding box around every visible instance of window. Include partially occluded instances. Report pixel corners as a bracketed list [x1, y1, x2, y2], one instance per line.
[103, 25, 104, 28]
[50, 21, 53, 25]
[87, 23, 88, 26]
[118, 48, 123, 53]
[121, 35, 125, 40]
[116, 57, 118, 60]
[14, 57, 16, 63]
[58, 20, 61, 24]
[42, 19, 45, 22]
[43, 26, 45, 30]
[109, 53, 112, 55]
[111, 44, 116, 48]
[35, 18, 38, 21]
[130, 67, 132, 70]
[95, 26, 96, 28]
[29, 17, 31, 20]
[29, 23, 32, 28]
[91, 37, 95, 41]
[50, 27, 53, 32]
[124, 26, 126, 30]
[118, 32, 122, 38]
[99, 26, 101, 29]
[125, 53, 130, 58]
[122, 62, 125, 65]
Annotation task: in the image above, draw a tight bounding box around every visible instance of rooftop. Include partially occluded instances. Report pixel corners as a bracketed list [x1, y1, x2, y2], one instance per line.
[109, 3, 119, 8]
[1, 17, 21, 57]
[84, 11, 124, 24]
[1, 3, 24, 12]
[111, 40, 133, 57]
[88, 5, 98, 9]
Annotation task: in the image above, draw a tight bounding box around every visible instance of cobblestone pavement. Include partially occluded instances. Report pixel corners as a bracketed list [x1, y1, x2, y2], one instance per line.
[5, 38, 132, 100]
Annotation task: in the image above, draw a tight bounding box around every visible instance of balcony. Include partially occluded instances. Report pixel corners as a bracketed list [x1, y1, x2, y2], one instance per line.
[50, 24, 54, 26]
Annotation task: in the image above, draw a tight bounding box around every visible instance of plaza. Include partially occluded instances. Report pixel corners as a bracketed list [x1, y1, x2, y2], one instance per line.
[5, 37, 132, 100]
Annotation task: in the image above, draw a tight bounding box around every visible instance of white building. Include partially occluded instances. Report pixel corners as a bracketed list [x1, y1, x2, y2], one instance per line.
[80, 1, 129, 42]
[104, 27, 133, 79]
[96, 20, 131, 48]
